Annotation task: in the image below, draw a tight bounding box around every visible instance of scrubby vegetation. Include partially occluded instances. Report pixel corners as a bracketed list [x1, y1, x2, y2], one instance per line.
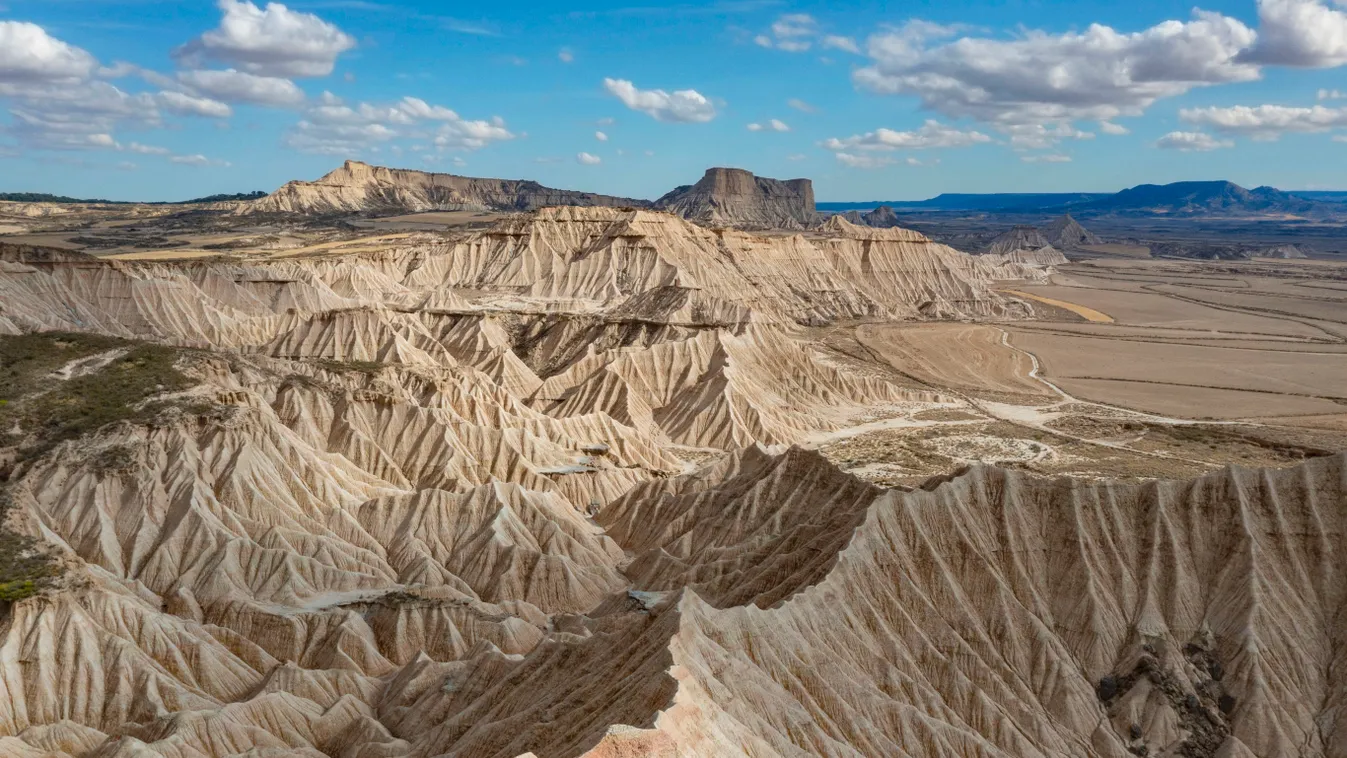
[314, 358, 386, 375]
[0, 492, 60, 608]
[0, 332, 194, 461]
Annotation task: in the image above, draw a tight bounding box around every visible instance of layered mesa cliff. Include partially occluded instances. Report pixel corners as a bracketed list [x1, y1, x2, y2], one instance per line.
[0, 206, 1335, 758]
[248, 160, 648, 214]
[654, 167, 819, 229]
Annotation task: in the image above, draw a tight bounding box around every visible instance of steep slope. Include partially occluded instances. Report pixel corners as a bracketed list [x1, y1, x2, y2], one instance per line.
[653, 167, 819, 229]
[985, 244, 1070, 267]
[0, 198, 1344, 758]
[1042, 213, 1101, 247]
[987, 224, 1052, 255]
[247, 160, 648, 215]
[836, 205, 902, 229]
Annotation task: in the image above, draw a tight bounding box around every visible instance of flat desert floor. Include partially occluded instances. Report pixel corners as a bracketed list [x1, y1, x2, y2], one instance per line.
[830, 256, 1347, 486]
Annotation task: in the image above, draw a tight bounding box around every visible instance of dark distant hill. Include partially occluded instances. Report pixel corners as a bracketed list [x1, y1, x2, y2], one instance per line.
[818, 193, 1107, 212]
[1289, 190, 1347, 204]
[0, 190, 267, 205]
[821, 181, 1337, 218]
[1080, 181, 1323, 216]
[0, 192, 123, 204]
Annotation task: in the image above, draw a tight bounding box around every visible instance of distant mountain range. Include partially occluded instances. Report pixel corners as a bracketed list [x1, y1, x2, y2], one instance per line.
[0, 191, 268, 205]
[819, 181, 1343, 217]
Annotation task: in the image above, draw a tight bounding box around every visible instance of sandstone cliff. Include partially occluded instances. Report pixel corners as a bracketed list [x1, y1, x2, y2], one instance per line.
[653, 167, 819, 229]
[247, 160, 648, 215]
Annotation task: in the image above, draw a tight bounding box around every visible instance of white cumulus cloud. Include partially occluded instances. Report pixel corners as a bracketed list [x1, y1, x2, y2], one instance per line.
[595, 130, 608, 141]
[1155, 130, 1235, 150]
[834, 152, 896, 169]
[1180, 103, 1347, 138]
[175, 0, 356, 77]
[602, 78, 716, 123]
[283, 93, 514, 155]
[0, 21, 97, 82]
[177, 68, 305, 106]
[855, 13, 1259, 135]
[747, 118, 790, 132]
[157, 90, 233, 118]
[576, 151, 602, 164]
[1243, 0, 1347, 67]
[823, 120, 991, 151]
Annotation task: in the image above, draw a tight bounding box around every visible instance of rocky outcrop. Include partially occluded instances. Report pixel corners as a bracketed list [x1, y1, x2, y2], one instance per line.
[653, 167, 819, 229]
[1042, 213, 1102, 248]
[836, 205, 902, 229]
[986, 224, 1052, 255]
[1262, 244, 1307, 258]
[246, 160, 648, 215]
[985, 244, 1069, 267]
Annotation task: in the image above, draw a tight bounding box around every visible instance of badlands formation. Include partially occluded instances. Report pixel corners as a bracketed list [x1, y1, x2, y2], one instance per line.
[249, 161, 648, 215]
[243, 162, 821, 232]
[652, 168, 819, 230]
[0, 198, 1344, 758]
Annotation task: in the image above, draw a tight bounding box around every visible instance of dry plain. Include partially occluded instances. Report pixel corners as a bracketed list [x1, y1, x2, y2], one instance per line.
[843, 255, 1347, 486]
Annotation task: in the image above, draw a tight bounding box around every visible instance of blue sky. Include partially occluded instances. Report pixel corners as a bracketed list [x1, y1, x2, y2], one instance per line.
[2, 0, 1346, 201]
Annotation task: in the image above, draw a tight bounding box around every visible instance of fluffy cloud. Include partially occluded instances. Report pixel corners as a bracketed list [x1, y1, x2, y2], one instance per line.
[603, 78, 716, 123]
[157, 90, 233, 118]
[855, 13, 1259, 133]
[595, 130, 609, 141]
[1155, 131, 1235, 150]
[755, 14, 818, 52]
[1243, 0, 1347, 67]
[1180, 103, 1347, 138]
[0, 21, 97, 82]
[822, 120, 991, 151]
[177, 68, 305, 106]
[747, 118, 790, 132]
[1021, 153, 1072, 163]
[834, 152, 896, 169]
[284, 93, 515, 155]
[1320, 88, 1347, 100]
[126, 142, 170, 155]
[821, 35, 861, 54]
[175, 0, 355, 78]
[170, 153, 230, 166]
[1003, 122, 1096, 149]
[755, 14, 860, 55]
[1099, 121, 1131, 135]
[2, 80, 162, 151]
[576, 151, 602, 164]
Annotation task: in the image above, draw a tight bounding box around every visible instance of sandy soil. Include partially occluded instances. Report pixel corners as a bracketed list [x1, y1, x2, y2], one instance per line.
[1010, 284, 1326, 336]
[856, 322, 1051, 397]
[1000, 288, 1114, 322]
[1010, 331, 1347, 400]
[995, 258, 1347, 423]
[1078, 243, 1151, 257]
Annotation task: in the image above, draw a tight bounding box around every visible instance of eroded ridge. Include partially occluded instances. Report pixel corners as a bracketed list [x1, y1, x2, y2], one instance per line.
[1, 206, 1340, 758]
